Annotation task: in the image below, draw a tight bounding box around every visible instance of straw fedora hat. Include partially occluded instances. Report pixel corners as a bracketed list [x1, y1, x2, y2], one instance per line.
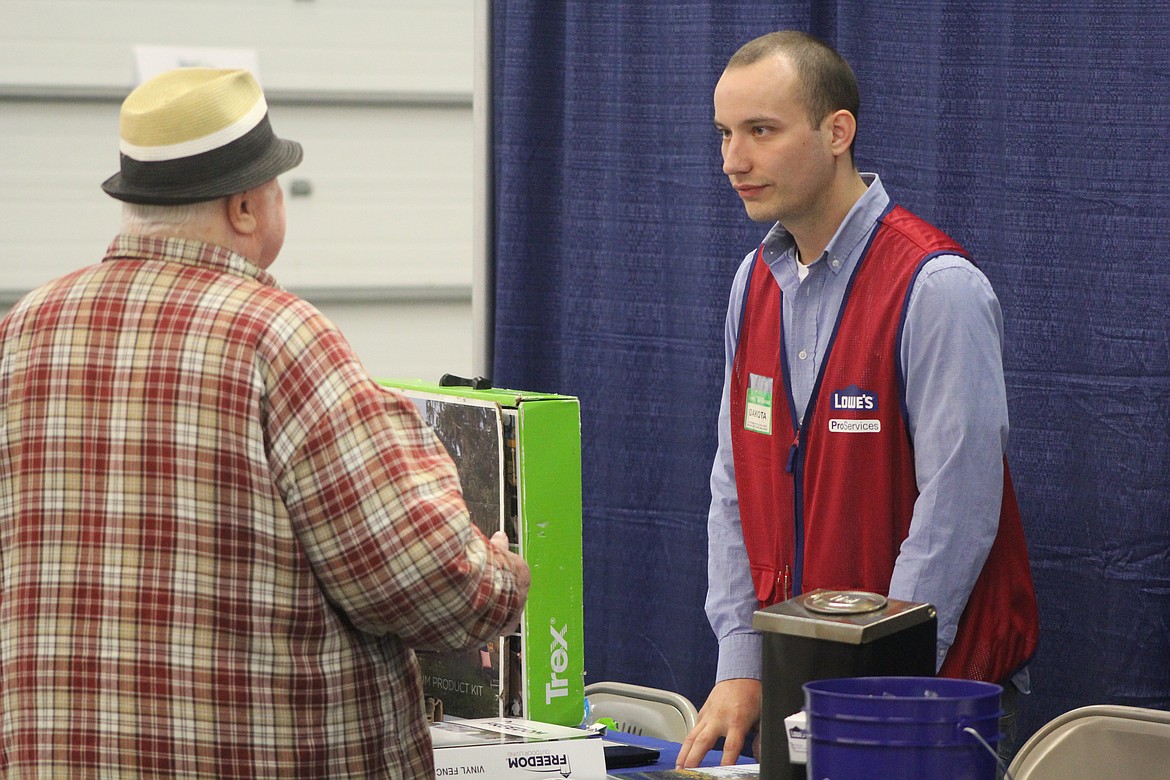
[101, 68, 303, 205]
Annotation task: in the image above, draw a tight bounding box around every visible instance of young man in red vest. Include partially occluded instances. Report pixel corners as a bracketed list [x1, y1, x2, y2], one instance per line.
[677, 30, 1038, 769]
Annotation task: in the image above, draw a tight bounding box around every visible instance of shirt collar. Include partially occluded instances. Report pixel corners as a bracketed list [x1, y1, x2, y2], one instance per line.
[103, 234, 282, 289]
[761, 172, 891, 280]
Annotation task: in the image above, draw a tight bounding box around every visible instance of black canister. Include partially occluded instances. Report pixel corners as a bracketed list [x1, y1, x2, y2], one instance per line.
[752, 589, 938, 780]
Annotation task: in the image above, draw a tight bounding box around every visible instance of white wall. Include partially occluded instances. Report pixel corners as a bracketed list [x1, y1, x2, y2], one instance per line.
[0, 0, 479, 382]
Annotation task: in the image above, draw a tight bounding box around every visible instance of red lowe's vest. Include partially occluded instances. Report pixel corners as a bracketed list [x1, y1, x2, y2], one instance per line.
[730, 205, 1038, 683]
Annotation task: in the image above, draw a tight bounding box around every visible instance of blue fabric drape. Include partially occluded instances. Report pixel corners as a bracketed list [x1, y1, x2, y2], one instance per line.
[492, 0, 1170, 744]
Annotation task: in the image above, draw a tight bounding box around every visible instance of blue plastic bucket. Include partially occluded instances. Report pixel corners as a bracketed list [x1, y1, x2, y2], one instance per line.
[803, 676, 1002, 780]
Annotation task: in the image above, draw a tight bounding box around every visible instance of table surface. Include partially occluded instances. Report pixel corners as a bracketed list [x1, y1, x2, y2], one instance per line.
[604, 730, 757, 775]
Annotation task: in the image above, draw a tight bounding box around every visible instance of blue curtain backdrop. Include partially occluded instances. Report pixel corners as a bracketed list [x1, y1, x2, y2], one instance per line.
[491, 0, 1170, 744]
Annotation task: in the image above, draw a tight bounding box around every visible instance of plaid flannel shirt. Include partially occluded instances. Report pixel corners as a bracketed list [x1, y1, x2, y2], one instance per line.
[0, 235, 527, 778]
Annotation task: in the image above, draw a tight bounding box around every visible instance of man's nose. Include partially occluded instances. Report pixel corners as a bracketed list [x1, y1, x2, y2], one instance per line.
[722, 136, 749, 176]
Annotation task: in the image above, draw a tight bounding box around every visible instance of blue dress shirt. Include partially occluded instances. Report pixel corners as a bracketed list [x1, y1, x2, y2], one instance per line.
[706, 174, 1016, 684]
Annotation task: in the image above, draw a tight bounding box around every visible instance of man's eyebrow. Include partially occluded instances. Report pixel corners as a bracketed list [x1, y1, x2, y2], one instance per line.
[715, 115, 780, 128]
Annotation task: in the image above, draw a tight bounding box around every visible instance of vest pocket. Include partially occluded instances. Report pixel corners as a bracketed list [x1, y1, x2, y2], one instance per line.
[750, 564, 778, 605]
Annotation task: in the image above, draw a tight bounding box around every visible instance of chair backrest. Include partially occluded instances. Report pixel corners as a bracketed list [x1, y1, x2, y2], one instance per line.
[1008, 704, 1170, 780]
[584, 681, 699, 743]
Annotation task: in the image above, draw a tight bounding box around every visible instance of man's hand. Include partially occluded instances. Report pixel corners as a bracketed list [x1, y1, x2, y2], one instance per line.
[488, 530, 530, 634]
[489, 531, 530, 590]
[675, 678, 761, 769]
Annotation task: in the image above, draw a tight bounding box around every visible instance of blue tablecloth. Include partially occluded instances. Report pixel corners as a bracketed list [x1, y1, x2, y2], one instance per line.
[604, 730, 756, 774]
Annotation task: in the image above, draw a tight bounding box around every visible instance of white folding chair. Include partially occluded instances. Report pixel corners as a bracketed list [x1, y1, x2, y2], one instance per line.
[1008, 704, 1170, 779]
[584, 681, 699, 742]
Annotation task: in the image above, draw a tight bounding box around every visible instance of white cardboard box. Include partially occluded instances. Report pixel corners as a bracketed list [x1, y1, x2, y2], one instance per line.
[432, 718, 607, 779]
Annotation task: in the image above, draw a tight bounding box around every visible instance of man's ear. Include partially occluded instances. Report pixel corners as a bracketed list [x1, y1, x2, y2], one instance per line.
[225, 190, 258, 235]
[827, 109, 857, 159]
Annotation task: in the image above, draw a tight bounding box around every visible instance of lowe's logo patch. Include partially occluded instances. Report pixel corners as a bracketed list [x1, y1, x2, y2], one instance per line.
[831, 384, 878, 411]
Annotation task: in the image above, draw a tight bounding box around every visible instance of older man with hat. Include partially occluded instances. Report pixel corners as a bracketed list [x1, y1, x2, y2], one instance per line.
[0, 68, 530, 778]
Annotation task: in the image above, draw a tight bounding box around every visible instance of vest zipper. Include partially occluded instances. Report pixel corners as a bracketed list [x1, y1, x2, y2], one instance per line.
[785, 431, 800, 473]
[789, 428, 805, 597]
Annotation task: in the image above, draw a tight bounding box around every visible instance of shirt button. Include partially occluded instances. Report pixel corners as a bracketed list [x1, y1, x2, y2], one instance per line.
[798, 349, 808, 360]
[831, 257, 841, 268]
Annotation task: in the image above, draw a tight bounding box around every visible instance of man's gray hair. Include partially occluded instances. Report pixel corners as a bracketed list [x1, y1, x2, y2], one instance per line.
[120, 198, 224, 236]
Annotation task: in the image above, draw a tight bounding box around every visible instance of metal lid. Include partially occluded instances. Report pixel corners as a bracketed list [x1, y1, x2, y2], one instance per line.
[752, 589, 936, 645]
[803, 590, 887, 615]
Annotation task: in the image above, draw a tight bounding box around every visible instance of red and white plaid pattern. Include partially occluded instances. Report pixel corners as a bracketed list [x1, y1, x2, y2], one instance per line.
[0, 236, 527, 778]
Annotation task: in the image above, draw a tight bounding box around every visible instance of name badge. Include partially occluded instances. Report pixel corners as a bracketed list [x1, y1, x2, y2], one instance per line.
[744, 373, 774, 435]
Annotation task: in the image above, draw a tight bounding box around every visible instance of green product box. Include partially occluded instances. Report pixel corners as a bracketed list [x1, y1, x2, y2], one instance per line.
[378, 379, 585, 727]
